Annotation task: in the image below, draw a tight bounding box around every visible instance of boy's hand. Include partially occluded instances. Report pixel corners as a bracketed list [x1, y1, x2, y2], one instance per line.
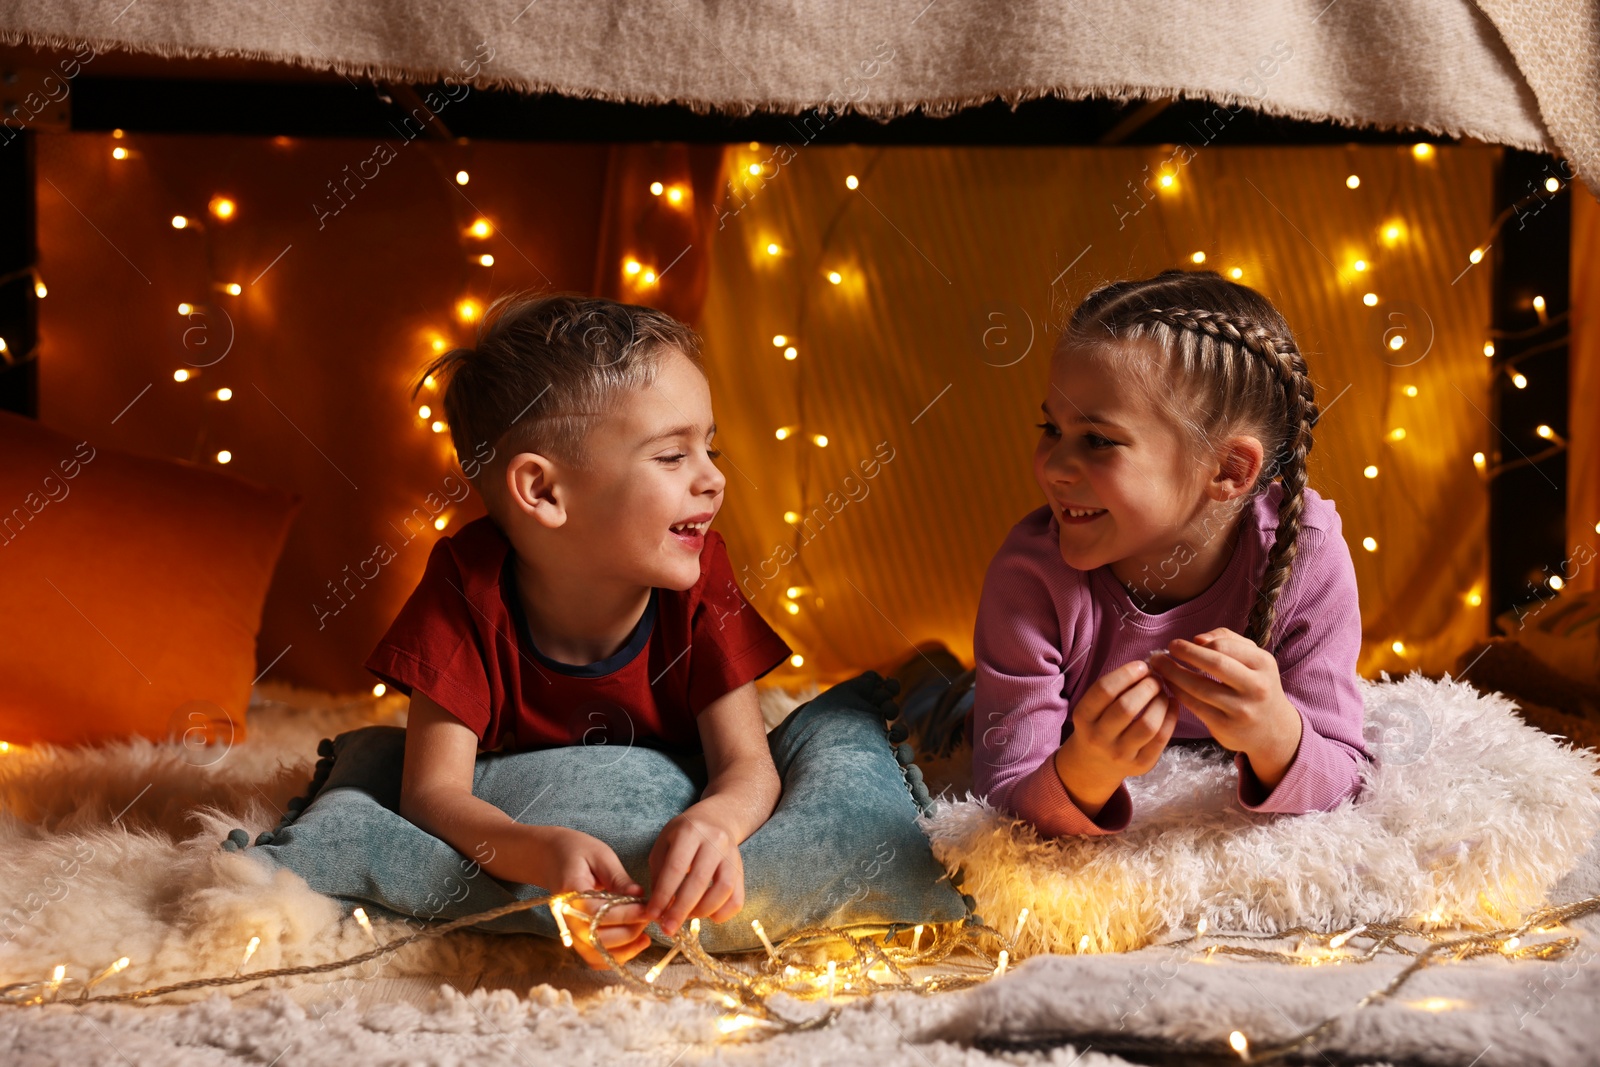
[1148, 627, 1303, 788]
[1055, 658, 1179, 808]
[643, 810, 745, 937]
[534, 826, 653, 969]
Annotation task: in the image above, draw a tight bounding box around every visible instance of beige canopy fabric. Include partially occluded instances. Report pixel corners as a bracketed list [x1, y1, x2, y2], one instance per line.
[1, 1, 1595, 194]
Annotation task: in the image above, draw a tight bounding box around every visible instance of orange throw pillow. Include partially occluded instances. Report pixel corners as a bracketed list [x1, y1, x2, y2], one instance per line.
[0, 411, 301, 748]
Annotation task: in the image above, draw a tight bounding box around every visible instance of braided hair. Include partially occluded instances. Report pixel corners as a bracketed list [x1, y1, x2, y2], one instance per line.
[1061, 269, 1322, 650]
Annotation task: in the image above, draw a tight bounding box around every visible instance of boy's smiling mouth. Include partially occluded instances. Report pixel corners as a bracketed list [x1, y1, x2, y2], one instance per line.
[669, 514, 713, 546]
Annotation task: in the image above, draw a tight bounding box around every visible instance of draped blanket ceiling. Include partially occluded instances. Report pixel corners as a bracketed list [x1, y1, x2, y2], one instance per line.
[1, 0, 1596, 195]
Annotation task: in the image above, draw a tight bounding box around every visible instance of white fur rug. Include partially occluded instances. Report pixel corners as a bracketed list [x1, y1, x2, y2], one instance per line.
[919, 671, 1600, 956]
[2, 674, 1600, 1066]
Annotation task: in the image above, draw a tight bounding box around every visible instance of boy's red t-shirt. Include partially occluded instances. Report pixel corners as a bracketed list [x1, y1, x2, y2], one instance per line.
[363, 517, 792, 754]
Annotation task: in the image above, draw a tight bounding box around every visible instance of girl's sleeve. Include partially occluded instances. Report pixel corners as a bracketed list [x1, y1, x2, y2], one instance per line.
[971, 531, 1132, 838]
[1235, 524, 1373, 814]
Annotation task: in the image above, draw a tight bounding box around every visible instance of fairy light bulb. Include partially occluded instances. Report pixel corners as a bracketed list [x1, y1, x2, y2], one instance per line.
[789, 654, 804, 667]
[1158, 172, 1175, 188]
[173, 369, 191, 382]
[1388, 427, 1407, 441]
[845, 174, 859, 189]
[995, 949, 1009, 976]
[551, 900, 573, 947]
[784, 601, 800, 615]
[1346, 174, 1360, 189]
[456, 298, 480, 322]
[1483, 341, 1495, 357]
[1363, 465, 1378, 479]
[215, 450, 232, 464]
[1388, 334, 1406, 351]
[1230, 1031, 1249, 1056]
[1079, 934, 1091, 951]
[667, 186, 684, 204]
[479, 254, 494, 266]
[1191, 251, 1206, 264]
[434, 515, 449, 531]
[1466, 590, 1482, 607]
[784, 510, 800, 524]
[240, 936, 261, 968]
[1511, 371, 1528, 389]
[624, 259, 642, 275]
[750, 919, 778, 960]
[783, 346, 798, 360]
[1545, 177, 1560, 193]
[1382, 222, 1404, 245]
[1536, 424, 1555, 440]
[650, 181, 664, 195]
[1363, 293, 1378, 306]
[1392, 640, 1406, 656]
[645, 943, 681, 983]
[468, 218, 491, 238]
[1404, 385, 1418, 397]
[455, 170, 470, 185]
[1469, 248, 1485, 264]
[34, 279, 46, 298]
[1472, 452, 1486, 470]
[1352, 258, 1368, 272]
[1549, 576, 1564, 591]
[642, 269, 657, 285]
[827, 270, 843, 285]
[171, 215, 190, 229]
[209, 196, 236, 220]
[431, 420, 446, 433]
[177, 302, 193, 315]
[774, 426, 793, 441]
[372, 683, 387, 697]
[766, 242, 781, 255]
[772, 334, 787, 347]
[812, 434, 829, 447]
[1329, 923, 1366, 949]
[1228, 267, 1243, 280]
[1412, 143, 1434, 160]
[418, 405, 431, 419]
[112, 146, 128, 160]
[215, 387, 232, 401]
[224, 282, 242, 295]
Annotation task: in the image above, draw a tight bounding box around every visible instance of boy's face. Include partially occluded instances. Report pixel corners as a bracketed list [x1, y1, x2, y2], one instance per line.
[1033, 344, 1214, 573]
[545, 347, 726, 591]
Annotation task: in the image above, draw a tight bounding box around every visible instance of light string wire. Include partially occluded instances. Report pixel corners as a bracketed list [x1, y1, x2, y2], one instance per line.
[4, 888, 1599, 1058]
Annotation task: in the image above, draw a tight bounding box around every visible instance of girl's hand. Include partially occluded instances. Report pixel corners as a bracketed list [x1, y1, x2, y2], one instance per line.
[1055, 658, 1180, 813]
[1149, 627, 1303, 788]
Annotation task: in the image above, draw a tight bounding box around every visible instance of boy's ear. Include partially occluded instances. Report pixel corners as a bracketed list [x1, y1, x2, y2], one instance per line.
[1209, 434, 1264, 501]
[504, 452, 567, 529]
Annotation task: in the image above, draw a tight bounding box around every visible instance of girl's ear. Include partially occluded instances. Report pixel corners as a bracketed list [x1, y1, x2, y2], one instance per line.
[1210, 434, 1264, 500]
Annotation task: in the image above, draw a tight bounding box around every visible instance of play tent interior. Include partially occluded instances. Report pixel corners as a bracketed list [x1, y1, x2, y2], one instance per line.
[0, 1, 1596, 748]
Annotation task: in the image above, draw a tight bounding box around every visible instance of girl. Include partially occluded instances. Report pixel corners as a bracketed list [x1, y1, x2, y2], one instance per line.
[971, 269, 1371, 837]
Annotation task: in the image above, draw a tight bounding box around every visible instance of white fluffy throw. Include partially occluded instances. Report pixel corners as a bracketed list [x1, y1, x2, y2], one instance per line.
[919, 672, 1600, 956]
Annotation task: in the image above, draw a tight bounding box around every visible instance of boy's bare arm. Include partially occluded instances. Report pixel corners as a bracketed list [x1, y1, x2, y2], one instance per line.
[639, 680, 779, 934]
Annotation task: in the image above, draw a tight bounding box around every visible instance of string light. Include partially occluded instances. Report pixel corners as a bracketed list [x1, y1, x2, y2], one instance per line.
[173, 368, 192, 382]
[1364, 465, 1378, 478]
[774, 426, 795, 441]
[812, 434, 829, 448]
[215, 388, 232, 401]
[551, 899, 574, 948]
[766, 242, 781, 256]
[994, 949, 1009, 976]
[223, 282, 242, 295]
[827, 271, 843, 285]
[1191, 251, 1206, 264]
[431, 420, 447, 433]
[1404, 385, 1418, 397]
[456, 298, 481, 323]
[33, 278, 46, 298]
[208, 196, 236, 220]
[1345, 174, 1360, 189]
[650, 181, 664, 196]
[826, 960, 837, 998]
[642, 269, 658, 285]
[1363, 537, 1378, 552]
[1412, 143, 1435, 160]
[1483, 341, 1495, 357]
[467, 218, 491, 238]
[418, 405, 431, 419]
[238, 936, 261, 971]
[789, 654, 805, 667]
[215, 450, 232, 464]
[1387, 427, 1407, 441]
[111, 146, 128, 160]
[171, 215, 191, 229]
[1510, 370, 1528, 389]
[455, 170, 470, 185]
[1392, 640, 1406, 656]
[1473, 452, 1487, 471]
[1544, 177, 1560, 193]
[845, 174, 859, 190]
[1352, 258, 1368, 272]
[1362, 293, 1378, 306]
[750, 920, 779, 961]
[1228, 267, 1243, 280]
[1466, 590, 1483, 607]
[783, 346, 797, 360]
[372, 683, 387, 697]
[434, 515, 450, 531]
[1469, 247, 1485, 264]
[1381, 222, 1405, 246]
[772, 334, 787, 347]
[783, 510, 800, 524]
[1230, 1030, 1249, 1057]
[478, 254, 494, 266]
[352, 908, 376, 944]
[1548, 576, 1564, 592]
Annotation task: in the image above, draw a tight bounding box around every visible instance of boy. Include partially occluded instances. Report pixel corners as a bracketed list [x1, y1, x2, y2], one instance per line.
[365, 293, 792, 968]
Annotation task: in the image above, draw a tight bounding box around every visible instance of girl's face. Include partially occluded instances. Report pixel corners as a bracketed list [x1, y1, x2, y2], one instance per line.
[1033, 343, 1217, 577]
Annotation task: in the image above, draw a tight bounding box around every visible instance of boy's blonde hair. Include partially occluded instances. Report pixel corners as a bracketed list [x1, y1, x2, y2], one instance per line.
[414, 292, 704, 516]
[1060, 269, 1323, 649]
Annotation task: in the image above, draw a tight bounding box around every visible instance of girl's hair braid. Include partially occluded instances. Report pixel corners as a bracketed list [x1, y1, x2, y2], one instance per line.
[1063, 270, 1321, 649]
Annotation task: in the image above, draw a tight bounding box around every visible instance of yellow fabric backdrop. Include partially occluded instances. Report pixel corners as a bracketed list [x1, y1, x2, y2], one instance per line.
[698, 144, 1497, 686]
